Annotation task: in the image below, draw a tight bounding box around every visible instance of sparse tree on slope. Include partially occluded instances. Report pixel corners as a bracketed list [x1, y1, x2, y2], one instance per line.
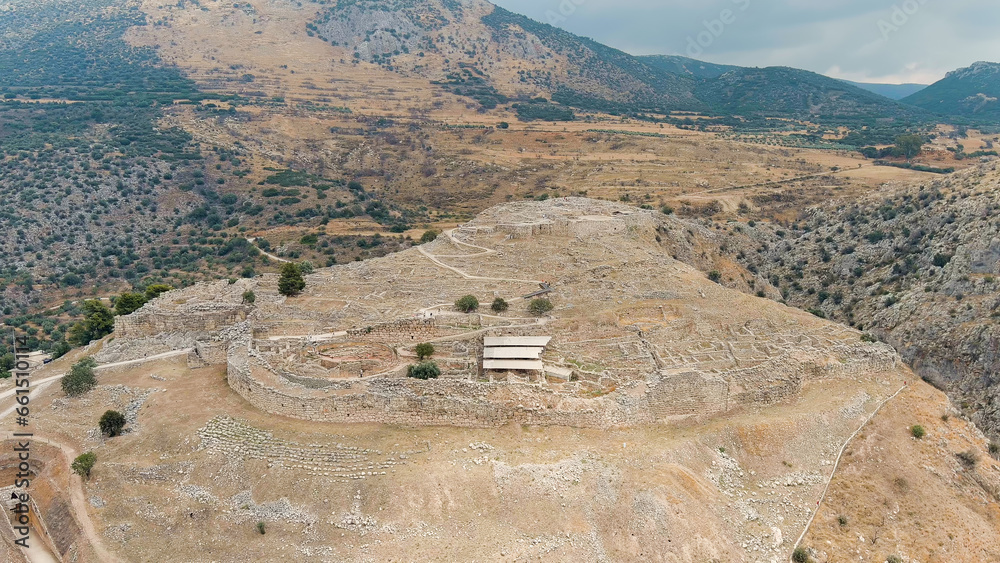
[278, 263, 306, 297]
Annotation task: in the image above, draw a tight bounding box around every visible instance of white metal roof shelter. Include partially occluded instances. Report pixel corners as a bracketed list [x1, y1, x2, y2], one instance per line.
[482, 336, 552, 372]
[483, 359, 545, 371]
[484, 347, 545, 359]
[483, 337, 552, 348]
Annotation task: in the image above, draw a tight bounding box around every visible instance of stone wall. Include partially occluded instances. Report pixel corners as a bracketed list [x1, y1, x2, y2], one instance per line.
[114, 305, 250, 340]
[647, 371, 729, 419]
[225, 323, 656, 428]
[221, 322, 901, 429]
[347, 318, 440, 343]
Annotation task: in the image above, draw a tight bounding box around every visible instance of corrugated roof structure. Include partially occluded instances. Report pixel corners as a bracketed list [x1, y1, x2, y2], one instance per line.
[484, 347, 545, 359]
[483, 336, 552, 348]
[482, 336, 551, 372]
[483, 360, 545, 371]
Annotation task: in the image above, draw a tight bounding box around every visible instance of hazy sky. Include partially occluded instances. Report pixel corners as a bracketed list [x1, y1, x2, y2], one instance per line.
[490, 0, 1000, 84]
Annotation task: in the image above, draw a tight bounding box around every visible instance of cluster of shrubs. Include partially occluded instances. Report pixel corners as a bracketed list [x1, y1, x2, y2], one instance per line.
[454, 295, 553, 316]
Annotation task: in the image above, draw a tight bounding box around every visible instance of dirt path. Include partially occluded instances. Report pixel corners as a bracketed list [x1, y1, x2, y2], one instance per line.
[687, 163, 874, 196]
[0, 349, 193, 419]
[787, 383, 908, 560]
[0, 432, 124, 563]
[417, 229, 542, 284]
[0, 350, 192, 561]
[246, 237, 291, 263]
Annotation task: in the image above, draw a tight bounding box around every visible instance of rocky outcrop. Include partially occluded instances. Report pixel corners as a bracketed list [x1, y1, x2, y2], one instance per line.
[721, 162, 1000, 436]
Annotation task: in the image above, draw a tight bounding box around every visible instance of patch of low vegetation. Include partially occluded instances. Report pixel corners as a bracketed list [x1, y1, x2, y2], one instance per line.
[62, 357, 98, 397]
[414, 343, 434, 360]
[491, 297, 509, 313]
[455, 295, 479, 313]
[514, 101, 575, 122]
[528, 298, 554, 316]
[99, 410, 127, 437]
[68, 300, 115, 346]
[957, 449, 980, 469]
[71, 451, 96, 479]
[911, 425, 926, 439]
[407, 361, 440, 380]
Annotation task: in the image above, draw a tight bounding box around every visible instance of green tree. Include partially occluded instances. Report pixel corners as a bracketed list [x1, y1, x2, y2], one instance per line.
[71, 452, 97, 479]
[299, 260, 315, 275]
[242, 290, 256, 304]
[68, 300, 115, 346]
[911, 425, 926, 439]
[278, 263, 306, 297]
[498, 121, 510, 129]
[144, 284, 174, 300]
[420, 230, 440, 244]
[415, 343, 435, 360]
[62, 357, 98, 397]
[114, 292, 147, 316]
[455, 295, 479, 313]
[528, 298, 554, 316]
[491, 297, 509, 313]
[407, 362, 441, 380]
[99, 410, 127, 437]
[52, 339, 72, 359]
[895, 134, 925, 160]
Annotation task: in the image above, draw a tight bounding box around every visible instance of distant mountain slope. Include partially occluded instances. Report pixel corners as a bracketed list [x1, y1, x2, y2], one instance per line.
[695, 66, 929, 122]
[903, 61, 1000, 120]
[309, 0, 704, 113]
[841, 80, 927, 100]
[637, 55, 737, 79]
[305, 0, 931, 122]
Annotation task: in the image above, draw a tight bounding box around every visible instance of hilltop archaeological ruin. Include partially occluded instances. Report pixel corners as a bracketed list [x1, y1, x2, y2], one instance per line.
[102, 199, 900, 428]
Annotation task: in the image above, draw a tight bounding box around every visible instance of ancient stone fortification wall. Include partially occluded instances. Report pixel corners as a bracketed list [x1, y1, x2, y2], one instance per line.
[647, 372, 729, 419]
[114, 304, 250, 340]
[224, 323, 651, 428]
[220, 321, 901, 428]
[346, 318, 441, 342]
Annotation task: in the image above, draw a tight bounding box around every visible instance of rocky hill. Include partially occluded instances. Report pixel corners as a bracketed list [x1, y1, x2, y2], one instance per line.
[8, 198, 999, 561]
[713, 161, 1000, 437]
[903, 61, 1000, 121]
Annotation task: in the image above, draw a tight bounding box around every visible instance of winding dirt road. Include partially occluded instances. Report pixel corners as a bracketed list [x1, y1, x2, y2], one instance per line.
[0, 348, 191, 562]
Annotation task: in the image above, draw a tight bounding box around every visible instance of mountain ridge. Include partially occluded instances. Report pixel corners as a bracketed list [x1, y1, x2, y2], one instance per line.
[903, 61, 1000, 120]
[304, 0, 933, 122]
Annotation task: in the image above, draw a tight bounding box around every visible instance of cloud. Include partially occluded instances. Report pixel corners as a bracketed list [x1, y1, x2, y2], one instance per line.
[490, 0, 1000, 84]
